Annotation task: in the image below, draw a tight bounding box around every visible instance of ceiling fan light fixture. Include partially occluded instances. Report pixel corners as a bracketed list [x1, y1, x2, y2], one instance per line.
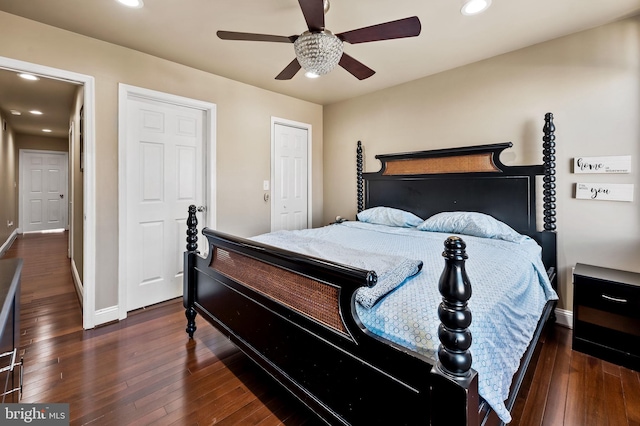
[461, 0, 492, 16]
[294, 31, 344, 77]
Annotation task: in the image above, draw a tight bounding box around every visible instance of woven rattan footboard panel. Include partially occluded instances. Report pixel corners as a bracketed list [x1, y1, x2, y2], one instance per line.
[210, 247, 348, 336]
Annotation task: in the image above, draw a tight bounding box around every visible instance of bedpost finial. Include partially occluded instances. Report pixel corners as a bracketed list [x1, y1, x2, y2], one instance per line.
[544, 112, 555, 131]
[186, 205, 199, 252]
[441, 236, 468, 262]
[366, 271, 378, 287]
[437, 236, 473, 377]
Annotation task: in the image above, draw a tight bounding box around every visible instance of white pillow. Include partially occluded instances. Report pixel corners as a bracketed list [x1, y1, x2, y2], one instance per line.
[357, 207, 424, 228]
[417, 211, 529, 243]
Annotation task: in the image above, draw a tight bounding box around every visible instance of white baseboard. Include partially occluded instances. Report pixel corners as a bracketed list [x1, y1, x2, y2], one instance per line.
[71, 259, 83, 306]
[0, 229, 18, 257]
[94, 305, 120, 326]
[555, 307, 573, 329]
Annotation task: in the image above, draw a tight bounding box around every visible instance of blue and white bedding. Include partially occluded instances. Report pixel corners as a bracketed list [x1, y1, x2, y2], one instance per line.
[252, 217, 557, 423]
[251, 232, 423, 308]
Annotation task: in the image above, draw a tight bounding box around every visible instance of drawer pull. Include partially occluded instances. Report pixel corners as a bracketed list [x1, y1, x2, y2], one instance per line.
[601, 294, 628, 303]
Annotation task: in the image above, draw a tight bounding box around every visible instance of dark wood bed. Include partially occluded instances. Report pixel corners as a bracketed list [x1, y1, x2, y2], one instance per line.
[183, 113, 558, 425]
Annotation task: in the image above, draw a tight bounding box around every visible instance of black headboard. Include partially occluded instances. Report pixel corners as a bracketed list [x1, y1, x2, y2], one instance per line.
[356, 113, 558, 280]
[363, 142, 542, 235]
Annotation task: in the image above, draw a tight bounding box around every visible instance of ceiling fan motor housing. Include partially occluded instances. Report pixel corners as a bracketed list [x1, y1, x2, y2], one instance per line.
[294, 30, 344, 76]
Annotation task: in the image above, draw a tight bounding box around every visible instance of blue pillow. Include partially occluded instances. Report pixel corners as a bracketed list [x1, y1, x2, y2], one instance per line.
[417, 211, 529, 243]
[357, 207, 424, 228]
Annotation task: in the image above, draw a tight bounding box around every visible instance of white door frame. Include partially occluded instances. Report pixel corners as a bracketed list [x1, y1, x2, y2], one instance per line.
[270, 117, 312, 231]
[0, 56, 97, 329]
[68, 122, 74, 260]
[18, 149, 69, 232]
[118, 84, 217, 320]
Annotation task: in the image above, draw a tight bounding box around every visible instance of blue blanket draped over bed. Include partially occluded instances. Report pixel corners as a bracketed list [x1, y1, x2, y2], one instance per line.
[251, 232, 423, 308]
[252, 221, 557, 423]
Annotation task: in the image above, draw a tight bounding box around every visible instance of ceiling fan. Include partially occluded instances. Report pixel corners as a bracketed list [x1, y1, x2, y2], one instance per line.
[217, 0, 421, 80]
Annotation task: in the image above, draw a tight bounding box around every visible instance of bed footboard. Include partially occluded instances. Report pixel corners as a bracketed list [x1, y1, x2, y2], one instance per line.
[183, 208, 481, 426]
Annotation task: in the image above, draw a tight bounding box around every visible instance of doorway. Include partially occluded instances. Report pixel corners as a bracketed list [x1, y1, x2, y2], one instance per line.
[0, 55, 96, 329]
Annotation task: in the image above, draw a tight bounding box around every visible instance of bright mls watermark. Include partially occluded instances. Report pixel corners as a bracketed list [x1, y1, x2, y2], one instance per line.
[0, 404, 69, 425]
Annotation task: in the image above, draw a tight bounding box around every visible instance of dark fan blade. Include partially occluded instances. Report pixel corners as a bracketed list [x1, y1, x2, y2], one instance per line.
[298, 0, 325, 32]
[275, 58, 302, 80]
[337, 16, 421, 44]
[217, 30, 296, 43]
[339, 53, 375, 80]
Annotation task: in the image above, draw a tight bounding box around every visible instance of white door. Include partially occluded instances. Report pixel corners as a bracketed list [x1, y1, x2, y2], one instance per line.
[21, 151, 69, 233]
[125, 96, 205, 311]
[272, 123, 309, 231]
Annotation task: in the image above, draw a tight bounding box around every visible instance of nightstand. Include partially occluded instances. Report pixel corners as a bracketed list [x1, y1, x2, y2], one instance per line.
[573, 263, 640, 371]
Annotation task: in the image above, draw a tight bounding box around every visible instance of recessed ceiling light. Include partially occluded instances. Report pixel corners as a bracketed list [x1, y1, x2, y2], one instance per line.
[18, 73, 40, 81]
[461, 0, 492, 16]
[30, 110, 43, 115]
[10, 110, 21, 116]
[42, 129, 52, 133]
[116, 0, 144, 8]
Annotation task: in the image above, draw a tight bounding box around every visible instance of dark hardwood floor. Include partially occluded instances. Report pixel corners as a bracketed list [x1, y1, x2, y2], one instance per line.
[2, 231, 639, 425]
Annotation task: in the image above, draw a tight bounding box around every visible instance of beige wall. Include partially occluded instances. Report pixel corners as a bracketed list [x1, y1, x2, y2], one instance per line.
[0, 112, 18, 251]
[16, 133, 68, 152]
[0, 11, 323, 314]
[324, 16, 640, 311]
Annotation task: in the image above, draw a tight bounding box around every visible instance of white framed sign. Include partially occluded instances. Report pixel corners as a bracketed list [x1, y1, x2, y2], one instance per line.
[574, 155, 631, 174]
[576, 183, 634, 202]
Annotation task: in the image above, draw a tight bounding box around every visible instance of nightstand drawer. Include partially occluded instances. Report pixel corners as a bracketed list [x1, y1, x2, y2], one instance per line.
[573, 263, 640, 371]
[574, 279, 640, 319]
[576, 305, 640, 337]
[574, 319, 640, 355]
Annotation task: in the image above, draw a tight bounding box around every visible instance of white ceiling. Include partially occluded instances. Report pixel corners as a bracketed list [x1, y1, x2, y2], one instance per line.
[1, 0, 639, 137]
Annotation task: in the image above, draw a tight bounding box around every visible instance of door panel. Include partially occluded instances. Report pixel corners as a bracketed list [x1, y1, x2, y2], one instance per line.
[126, 97, 205, 311]
[273, 123, 308, 231]
[29, 200, 42, 224]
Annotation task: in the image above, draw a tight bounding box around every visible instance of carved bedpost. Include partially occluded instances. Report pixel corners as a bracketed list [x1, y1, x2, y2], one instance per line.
[184, 205, 198, 338]
[542, 113, 557, 231]
[430, 236, 479, 426]
[186, 205, 199, 253]
[542, 113, 558, 322]
[357, 141, 364, 213]
[437, 236, 473, 376]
